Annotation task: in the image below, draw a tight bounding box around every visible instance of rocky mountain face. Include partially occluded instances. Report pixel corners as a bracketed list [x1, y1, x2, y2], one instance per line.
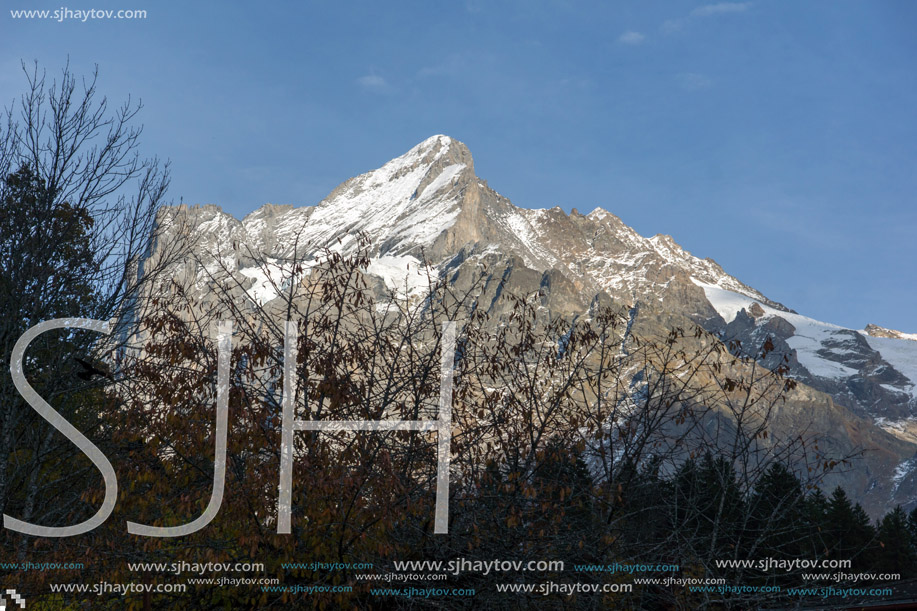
[864, 323, 917, 342]
[146, 135, 917, 516]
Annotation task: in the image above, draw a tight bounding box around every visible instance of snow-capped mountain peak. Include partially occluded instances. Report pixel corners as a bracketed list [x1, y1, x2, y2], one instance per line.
[238, 135, 474, 260]
[155, 136, 916, 419]
[159, 135, 788, 312]
[145, 135, 917, 516]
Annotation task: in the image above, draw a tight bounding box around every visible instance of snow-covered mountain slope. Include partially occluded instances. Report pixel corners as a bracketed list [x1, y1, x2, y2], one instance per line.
[157, 135, 784, 315]
[144, 134, 917, 515]
[154, 136, 917, 423]
[241, 135, 469, 259]
[695, 280, 917, 431]
[156, 136, 467, 304]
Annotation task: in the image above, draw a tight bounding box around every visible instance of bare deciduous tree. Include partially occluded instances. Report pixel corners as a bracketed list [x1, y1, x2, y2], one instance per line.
[0, 60, 185, 563]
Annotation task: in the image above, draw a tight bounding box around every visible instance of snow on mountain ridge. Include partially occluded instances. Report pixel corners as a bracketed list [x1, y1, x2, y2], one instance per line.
[695, 279, 917, 399]
[236, 135, 469, 260]
[648, 234, 769, 302]
[864, 324, 917, 342]
[569, 208, 779, 309]
[142, 135, 917, 518]
[162, 135, 783, 313]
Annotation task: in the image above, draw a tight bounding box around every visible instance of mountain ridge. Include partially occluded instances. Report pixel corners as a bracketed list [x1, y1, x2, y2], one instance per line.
[163, 135, 781, 309]
[157, 135, 916, 414]
[146, 135, 917, 515]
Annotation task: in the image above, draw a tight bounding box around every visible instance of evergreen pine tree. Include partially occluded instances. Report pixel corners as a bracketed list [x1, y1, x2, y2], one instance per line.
[876, 506, 916, 578]
[806, 488, 830, 557]
[824, 487, 877, 569]
[749, 463, 807, 559]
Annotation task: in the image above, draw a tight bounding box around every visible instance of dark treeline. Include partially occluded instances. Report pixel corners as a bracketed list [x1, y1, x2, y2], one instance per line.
[423, 440, 913, 608]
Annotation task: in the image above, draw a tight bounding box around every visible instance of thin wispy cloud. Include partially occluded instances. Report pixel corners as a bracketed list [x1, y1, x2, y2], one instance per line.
[356, 74, 393, 93]
[691, 2, 752, 17]
[464, 0, 484, 13]
[661, 19, 683, 34]
[677, 72, 712, 91]
[618, 31, 646, 45]
[662, 2, 752, 34]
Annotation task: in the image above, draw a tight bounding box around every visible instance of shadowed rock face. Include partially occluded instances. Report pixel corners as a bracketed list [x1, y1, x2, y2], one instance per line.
[145, 135, 917, 517]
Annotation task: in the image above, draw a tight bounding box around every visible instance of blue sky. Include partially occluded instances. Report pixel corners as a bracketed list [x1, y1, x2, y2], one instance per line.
[2, 1, 916, 331]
